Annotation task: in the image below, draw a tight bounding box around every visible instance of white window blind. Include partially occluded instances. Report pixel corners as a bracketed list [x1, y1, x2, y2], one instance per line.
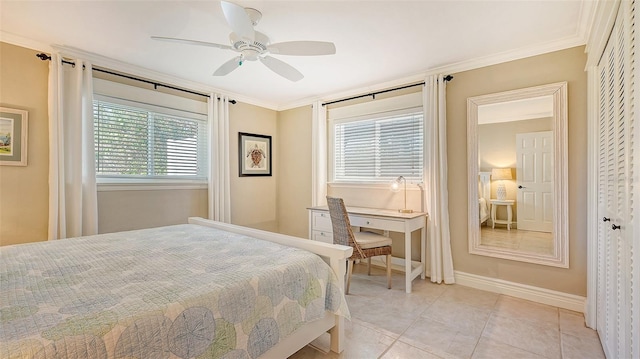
[94, 100, 208, 180]
[332, 110, 423, 183]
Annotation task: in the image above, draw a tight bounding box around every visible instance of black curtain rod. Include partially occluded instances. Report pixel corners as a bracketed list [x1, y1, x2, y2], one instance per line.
[322, 75, 453, 107]
[36, 53, 236, 104]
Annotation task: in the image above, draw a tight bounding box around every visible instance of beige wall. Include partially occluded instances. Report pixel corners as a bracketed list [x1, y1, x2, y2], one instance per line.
[0, 42, 49, 245]
[98, 189, 207, 233]
[229, 102, 278, 232]
[276, 105, 313, 238]
[447, 46, 588, 296]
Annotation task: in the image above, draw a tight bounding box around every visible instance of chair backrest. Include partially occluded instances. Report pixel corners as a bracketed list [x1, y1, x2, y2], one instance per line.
[326, 196, 364, 258]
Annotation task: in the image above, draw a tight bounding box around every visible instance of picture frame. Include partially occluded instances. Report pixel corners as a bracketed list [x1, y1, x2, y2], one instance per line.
[0, 107, 28, 166]
[239, 132, 272, 176]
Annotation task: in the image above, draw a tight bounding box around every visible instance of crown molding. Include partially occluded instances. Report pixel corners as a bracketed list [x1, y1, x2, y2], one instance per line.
[4, 14, 591, 113]
[576, 0, 598, 43]
[51, 45, 280, 111]
[279, 33, 586, 111]
[279, 72, 426, 111]
[0, 31, 53, 53]
[584, 0, 620, 67]
[0, 35, 279, 111]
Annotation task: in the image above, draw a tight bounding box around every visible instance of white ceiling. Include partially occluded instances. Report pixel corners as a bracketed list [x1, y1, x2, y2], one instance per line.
[0, 1, 593, 110]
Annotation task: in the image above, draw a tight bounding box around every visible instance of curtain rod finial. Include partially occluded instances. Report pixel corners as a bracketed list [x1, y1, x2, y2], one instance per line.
[36, 53, 51, 61]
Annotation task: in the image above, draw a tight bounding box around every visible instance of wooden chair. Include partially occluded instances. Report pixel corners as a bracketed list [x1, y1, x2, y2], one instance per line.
[326, 196, 393, 294]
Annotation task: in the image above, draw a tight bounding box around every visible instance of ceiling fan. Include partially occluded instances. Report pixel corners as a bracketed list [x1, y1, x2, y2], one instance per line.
[151, 1, 336, 82]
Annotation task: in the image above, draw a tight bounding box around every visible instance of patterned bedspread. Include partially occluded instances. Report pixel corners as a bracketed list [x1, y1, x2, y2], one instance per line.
[0, 224, 349, 358]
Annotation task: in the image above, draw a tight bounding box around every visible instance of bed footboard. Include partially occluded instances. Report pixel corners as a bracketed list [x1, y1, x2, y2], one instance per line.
[188, 217, 352, 355]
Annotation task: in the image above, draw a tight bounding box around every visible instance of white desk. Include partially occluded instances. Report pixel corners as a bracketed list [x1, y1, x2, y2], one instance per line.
[490, 199, 515, 230]
[308, 205, 427, 293]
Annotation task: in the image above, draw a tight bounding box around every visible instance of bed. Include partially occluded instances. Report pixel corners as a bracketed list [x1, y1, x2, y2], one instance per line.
[479, 172, 492, 225]
[0, 217, 352, 359]
[479, 198, 490, 225]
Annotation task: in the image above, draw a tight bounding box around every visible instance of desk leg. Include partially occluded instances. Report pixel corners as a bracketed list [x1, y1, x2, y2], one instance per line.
[507, 205, 512, 231]
[405, 230, 412, 293]
[421, 226, 426, 280]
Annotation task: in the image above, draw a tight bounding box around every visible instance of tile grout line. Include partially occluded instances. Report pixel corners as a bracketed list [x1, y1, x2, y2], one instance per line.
[557, 309, 564, 358]
[480, 296, 563, 359]
[376, 281, 449, 359]
[468, 293, 503, 358]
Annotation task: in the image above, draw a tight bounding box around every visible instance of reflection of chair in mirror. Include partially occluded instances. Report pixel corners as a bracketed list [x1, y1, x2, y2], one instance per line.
[326, 196, 392, 294]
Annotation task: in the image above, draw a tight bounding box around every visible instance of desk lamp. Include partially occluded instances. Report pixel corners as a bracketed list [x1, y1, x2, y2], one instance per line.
[390, 176, 413, 213]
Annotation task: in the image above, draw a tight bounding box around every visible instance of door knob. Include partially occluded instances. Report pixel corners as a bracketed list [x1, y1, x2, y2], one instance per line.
[518, 185, 526, 189]
[603, 217, 611, 222]
[612, 224, 621, 230]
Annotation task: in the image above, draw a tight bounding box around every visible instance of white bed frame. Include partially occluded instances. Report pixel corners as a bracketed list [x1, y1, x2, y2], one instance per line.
[188, 217, 353, 357]
[479, 172, 492, 224]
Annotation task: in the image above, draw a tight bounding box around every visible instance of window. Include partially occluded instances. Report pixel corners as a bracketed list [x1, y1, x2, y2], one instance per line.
[332, 109, 423, 183]
[93, 100, 208, 181]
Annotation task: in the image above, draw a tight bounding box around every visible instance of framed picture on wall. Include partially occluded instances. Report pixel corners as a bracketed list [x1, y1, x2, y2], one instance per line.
[0, 107, 28, 166]
[239, 132, 272, 176]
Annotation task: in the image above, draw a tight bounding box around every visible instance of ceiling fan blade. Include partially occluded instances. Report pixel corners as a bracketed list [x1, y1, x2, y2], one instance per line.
[268, 41, 336, 56]
[260, 56, 304, 82]
[213, 56, 242, 76]
[151, 36, 232, 50]
[220, 1, 255, 42]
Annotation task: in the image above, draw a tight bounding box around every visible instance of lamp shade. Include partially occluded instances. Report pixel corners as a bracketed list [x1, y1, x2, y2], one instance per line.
[389, 176, 413, 213]
[491, 168, 512, 181]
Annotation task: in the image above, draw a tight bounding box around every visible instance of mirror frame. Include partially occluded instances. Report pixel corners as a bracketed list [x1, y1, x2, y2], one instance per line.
[467, 82, 569, 267]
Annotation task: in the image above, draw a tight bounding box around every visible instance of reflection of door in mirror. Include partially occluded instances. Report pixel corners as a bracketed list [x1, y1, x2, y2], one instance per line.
[515, 131, 553, 233]
[467, 82, 568, 268]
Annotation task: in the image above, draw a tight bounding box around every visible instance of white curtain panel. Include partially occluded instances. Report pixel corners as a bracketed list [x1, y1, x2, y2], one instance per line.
[208, 95, 231, 223]
[423, 74, 455, 284]
[47, 54, 98, 240]
[311, 100, 328, 207]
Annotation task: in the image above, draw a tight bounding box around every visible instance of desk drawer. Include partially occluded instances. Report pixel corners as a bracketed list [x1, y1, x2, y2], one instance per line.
[349, 215, 405, 232]
[312, 211, 333, 231]
[311, 230, 333, 244]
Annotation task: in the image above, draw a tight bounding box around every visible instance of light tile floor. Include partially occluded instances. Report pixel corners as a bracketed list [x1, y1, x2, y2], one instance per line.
[480, 227, 554, 255]
[289, 264, 605, 359]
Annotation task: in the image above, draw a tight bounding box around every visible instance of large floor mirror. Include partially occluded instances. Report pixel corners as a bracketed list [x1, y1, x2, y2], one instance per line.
[467, 82, 568, 267]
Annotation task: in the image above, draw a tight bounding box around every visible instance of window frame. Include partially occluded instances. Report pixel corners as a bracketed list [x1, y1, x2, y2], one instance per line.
[92, 78, 209, 189]
[327, 92, 424, 186]
[329, 107, 424, 184]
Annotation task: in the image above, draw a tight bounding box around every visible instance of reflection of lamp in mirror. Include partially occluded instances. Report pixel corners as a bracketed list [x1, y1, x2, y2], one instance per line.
[390, 176, 413, 213]
[491, 168, 512, 200]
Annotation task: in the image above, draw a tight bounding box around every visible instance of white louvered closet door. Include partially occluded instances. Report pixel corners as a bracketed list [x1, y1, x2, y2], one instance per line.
[595, 1, 638, 358]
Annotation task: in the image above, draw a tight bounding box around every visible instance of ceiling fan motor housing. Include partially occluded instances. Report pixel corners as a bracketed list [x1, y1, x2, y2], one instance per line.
[230, 31, 269, 61]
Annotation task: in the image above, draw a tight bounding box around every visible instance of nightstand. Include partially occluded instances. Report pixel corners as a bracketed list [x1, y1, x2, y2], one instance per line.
[490, 199, 515, 230]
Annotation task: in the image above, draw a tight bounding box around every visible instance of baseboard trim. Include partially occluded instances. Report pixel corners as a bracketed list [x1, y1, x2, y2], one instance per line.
[454, 270, 586, 313]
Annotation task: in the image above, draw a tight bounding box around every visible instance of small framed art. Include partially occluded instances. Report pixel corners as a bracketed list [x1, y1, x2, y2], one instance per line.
[239, 132, 271, 176]
[0, 107, 28, 166]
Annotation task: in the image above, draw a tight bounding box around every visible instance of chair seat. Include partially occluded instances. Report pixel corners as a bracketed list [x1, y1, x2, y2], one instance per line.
[354, 231, 392, 249]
